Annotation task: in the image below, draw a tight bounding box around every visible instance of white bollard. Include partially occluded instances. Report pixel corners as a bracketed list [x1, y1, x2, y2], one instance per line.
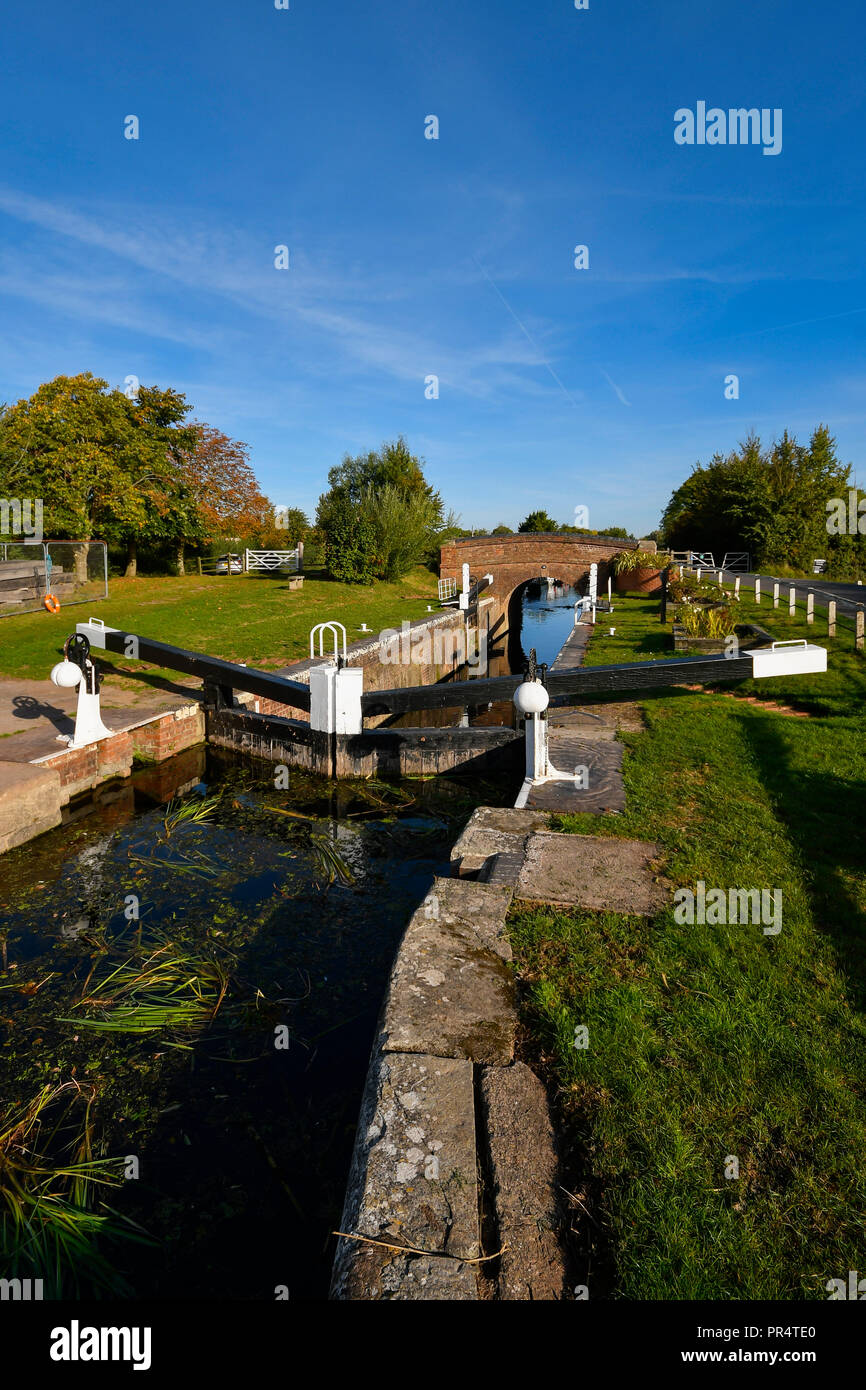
[789, 585, 796, 616]
[807, 593, 814, 625]
[755, 578, 761, 605]
[773, 582, 780, 608]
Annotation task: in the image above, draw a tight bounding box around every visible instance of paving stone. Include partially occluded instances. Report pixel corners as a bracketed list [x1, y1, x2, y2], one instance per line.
[550, 623, 592, 670]
[450, 824, 525, 879]
[450, 807, 548, 879]
[515, 831, 669, 915]
[337, 1252, 478, 1301]
[480, 849, 525, 888]
[330, 1052, 479, 1300]
[380, 877, 516, 1063]
[480, 1063, 568, 1300]
[466, 806, 550, 834]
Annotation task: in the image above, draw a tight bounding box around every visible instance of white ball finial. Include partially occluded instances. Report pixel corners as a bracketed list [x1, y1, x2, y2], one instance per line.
[513, 680, 549, 715]
[51, 660, 82, 688]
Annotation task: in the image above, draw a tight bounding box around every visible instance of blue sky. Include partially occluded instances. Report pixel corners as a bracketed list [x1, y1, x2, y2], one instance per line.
[1, 0, 864, 536]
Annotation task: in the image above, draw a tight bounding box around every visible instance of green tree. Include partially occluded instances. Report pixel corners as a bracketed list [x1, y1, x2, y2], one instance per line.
[360, 484, 441, 580]
[317, 437, 443, 582]
[518, 509, 559, 533]
[0, 373, 197, 576]
[661, 427, 855, 571]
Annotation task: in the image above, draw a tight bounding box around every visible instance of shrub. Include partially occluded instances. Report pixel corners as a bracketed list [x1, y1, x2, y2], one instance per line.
[322, 496, 379, 583]
[668, 574, 727, 604]
[360, 484, 441, 581]
[613, 548, 669, 574]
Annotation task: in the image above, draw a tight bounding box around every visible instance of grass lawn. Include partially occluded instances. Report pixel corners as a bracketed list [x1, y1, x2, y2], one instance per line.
[0, 566, 439, 683]
[510, 590, 866, 1298]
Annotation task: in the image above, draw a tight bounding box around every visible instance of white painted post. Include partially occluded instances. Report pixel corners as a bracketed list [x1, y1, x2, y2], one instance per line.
[807, 593, 814, 625]
[755, 578, 761, 605]
[773, 582, 780, 608]
[789, 585, 796, 616]
[588, 563, 598, 625]
[244, 548, 249, 573]
[607, 575, 612, 605]
[696, 567, 702, 581]
[828, 600, 836, 637]
[459, 562, 471, 611]
[734, 576, 741, 599]
[717, 569, 723, 584]
[525, 713, 548, 780]
[857, 611, 864, 652]
[309, 664, 363, 735]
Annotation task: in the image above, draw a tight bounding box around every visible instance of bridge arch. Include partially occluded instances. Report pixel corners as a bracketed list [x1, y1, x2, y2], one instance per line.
[439, 532, 640, 637]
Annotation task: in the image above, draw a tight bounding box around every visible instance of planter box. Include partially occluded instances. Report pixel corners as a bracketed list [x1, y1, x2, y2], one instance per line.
[614, 567, 663, 596]
[672, 624, 732, 654]
[672, 620, 773, 655]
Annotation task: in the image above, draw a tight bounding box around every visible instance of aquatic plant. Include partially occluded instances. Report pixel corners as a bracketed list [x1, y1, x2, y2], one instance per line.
[60, 943, 229, 1040]
[160, 791, 223, 840]
[309, 832, 356, 886]
[0, 1082, 149, 1296]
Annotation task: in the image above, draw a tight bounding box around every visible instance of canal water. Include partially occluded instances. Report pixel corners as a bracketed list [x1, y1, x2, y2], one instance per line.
[0, 580, 578, 1301]
[517, 578, 581, 668]
[0, 746, 515, 1300]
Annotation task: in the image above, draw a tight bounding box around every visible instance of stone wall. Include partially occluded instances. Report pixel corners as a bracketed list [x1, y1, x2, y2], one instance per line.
[2, 704, 207, 855]
[330, 816, 570, 1301]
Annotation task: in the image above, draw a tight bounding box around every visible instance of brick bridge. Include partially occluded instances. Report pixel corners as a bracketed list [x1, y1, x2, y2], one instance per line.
[439, 532, 640, 636]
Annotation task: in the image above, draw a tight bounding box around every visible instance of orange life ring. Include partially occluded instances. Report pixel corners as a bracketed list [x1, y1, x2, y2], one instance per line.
[43, 593, 61, 613]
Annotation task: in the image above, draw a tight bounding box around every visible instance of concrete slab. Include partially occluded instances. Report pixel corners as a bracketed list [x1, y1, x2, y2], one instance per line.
[380, 878, 516, 1064]
[515, 831, 669, 915]
[464, 807, 550, 834]
[0, 677, 200, 741]
[480, 1063, 568, 1300]
[0, 702, 197, 764]
[548, 700, 645, 737]
[330, 1051, 479, 1300]
[528, 737, 625, 814]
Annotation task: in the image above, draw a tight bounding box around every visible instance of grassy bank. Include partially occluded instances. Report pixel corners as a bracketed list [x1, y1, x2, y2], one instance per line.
[510, 592, 866, 1298]
[0, 567, 439, 682]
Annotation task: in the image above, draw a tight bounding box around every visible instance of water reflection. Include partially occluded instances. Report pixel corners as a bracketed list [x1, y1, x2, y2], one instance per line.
[388, 578, 582, 729]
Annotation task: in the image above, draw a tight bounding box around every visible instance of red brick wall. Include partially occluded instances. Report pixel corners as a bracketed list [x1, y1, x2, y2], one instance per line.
[41, 731, 134, 794]
[440, 533, 637, 614]
[37, 707, 205, 803]
[129, 707, 206, 762]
